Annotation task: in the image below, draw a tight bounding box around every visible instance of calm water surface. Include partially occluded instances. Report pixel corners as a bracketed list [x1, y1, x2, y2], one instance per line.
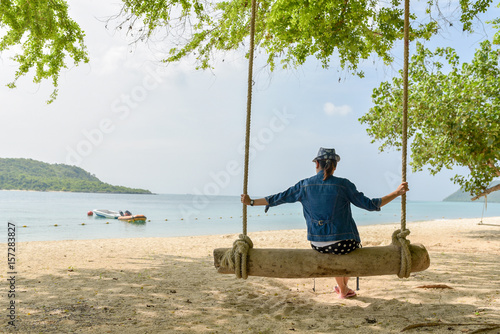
[1, 190, 498, 242]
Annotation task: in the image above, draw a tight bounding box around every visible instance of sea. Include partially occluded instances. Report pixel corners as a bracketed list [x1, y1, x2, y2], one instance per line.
[1, 190, 499, 242]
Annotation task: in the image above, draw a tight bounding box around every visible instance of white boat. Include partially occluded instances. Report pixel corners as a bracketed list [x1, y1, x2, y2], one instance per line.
[93, 209, 120, 219]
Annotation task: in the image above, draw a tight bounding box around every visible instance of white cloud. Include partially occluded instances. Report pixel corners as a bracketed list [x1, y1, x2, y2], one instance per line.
[96, 46, 128, 74]
[1, 0, 479, 200]
[323, 102, 352, 116]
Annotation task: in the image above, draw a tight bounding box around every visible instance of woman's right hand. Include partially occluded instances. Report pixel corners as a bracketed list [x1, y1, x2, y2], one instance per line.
[241, 194, 251, 205]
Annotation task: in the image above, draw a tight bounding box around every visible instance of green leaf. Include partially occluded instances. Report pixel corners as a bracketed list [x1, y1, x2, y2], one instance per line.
[360, 40, 500, 196]
[0, 0, 89, 103]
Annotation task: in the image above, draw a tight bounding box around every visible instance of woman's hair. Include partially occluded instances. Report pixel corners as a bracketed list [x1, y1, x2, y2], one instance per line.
[318, 159, 337, 181]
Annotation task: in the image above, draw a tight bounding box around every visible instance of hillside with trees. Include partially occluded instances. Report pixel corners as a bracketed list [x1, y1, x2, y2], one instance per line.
[443, 181, 500, 203]
[0, 158, 152, 194]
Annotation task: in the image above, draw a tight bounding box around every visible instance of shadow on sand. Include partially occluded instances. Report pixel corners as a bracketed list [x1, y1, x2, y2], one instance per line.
[8, 246, 499, 334]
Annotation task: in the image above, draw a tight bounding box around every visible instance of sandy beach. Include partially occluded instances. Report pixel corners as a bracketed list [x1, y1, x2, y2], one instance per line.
[2, 217, 499, 333]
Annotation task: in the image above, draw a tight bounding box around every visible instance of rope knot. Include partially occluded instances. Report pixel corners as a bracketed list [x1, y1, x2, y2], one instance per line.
[391, 228, 412, 278]
[220, 234, 254, 279]
[392, 228, 411, 243]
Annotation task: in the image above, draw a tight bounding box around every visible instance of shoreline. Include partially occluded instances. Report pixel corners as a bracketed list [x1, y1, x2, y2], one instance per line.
[0, 188, 154, 195]
[3, 216, 499, 333]
[8, 215, 497, 245]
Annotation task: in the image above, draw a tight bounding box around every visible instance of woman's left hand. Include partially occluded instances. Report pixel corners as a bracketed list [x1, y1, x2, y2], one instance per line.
[396, 182, 409, 195]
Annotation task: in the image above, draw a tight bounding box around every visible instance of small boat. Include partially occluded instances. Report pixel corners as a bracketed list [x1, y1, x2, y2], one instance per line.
[118, 214, 147, 223]
[93, 209, 121, 219]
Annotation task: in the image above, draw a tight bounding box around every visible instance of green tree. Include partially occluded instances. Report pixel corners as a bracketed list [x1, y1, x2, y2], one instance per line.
[0, 158, 152, 193]
[489, 3, 500, 44]
[0, 0, 89, 103]
[116, 0, 499, 74]
[2, 0, 497, 102]
[359, 40, 500, 198]
[117, 0, 451, 75]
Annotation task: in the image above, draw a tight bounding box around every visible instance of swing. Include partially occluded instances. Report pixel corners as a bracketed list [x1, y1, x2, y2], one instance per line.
[213, 0, 430, 279]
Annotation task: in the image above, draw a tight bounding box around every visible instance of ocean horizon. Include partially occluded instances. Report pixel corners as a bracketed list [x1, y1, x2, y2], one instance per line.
[1, 190, 499, 242]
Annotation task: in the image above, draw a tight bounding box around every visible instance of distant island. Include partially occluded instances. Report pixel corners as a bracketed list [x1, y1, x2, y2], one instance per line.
[443, 181, 500, 203]
[0, 158, 152, 194]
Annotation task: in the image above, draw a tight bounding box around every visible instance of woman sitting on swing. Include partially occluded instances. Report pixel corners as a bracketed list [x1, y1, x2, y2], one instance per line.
[241, 147, 409, 299]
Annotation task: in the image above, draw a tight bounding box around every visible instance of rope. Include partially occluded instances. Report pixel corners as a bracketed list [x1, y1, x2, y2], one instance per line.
[391, 228, 412, 278]
[226, 0, 414, 279]
[242, 0, 257, 237]
[395, 0, 412, 279]
[220, 234, 254, 279]
[224, 0, 258, 279]
[478, 195, 487, 225]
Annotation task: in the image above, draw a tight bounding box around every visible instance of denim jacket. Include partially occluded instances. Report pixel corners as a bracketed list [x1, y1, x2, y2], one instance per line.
[265, 170, 381, 242]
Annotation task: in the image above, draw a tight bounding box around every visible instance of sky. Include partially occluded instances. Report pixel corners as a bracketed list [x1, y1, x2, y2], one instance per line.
[0, 0, 498, 200]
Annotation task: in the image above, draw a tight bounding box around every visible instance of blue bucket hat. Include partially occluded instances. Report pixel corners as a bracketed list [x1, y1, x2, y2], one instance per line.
[312, 147, 341, 162]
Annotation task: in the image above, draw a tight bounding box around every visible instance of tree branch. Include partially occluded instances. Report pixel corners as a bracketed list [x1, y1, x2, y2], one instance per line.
[471, 183, 500, 201]
[401, 322, 500, 332]
[488, 162, 500, 177]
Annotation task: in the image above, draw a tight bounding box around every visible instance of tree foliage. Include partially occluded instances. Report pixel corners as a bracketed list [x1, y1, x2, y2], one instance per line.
[117, 0, 498, 76]
[1, 0, 497, 100]
[359, 40, 500, 196]
[0, 0, 89, 103]
[488, 3, 500, 44]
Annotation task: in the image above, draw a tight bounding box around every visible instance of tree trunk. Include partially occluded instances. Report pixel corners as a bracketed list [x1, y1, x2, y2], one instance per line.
[213, 244, 430, 278]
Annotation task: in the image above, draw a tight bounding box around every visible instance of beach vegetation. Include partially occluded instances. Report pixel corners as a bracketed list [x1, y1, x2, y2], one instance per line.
[0, 0, 89, 103]
[360, 40, 500, 199]
[0, 158, 152, 194]
[108, 0, 498, 83]
[1, 0, 497, 103]
[2, 2, 498, 198]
